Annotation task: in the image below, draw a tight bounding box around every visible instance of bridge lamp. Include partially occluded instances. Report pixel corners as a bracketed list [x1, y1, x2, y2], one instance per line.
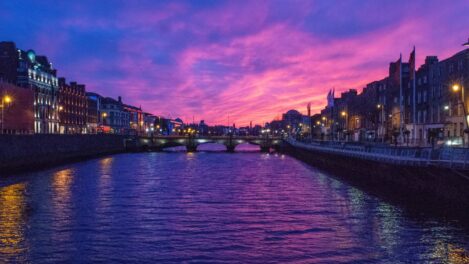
[452, 84, 461, 92]
[377, 104, 381, 109]
[444, 105, 449, 111]
[341, 111, 347, 117]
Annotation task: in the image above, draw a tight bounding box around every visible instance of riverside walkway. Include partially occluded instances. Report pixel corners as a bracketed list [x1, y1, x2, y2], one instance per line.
[287, 138, 469, 172]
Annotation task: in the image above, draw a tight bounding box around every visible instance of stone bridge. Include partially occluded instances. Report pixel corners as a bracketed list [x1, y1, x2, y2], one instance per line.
[132, 135, 283, 152]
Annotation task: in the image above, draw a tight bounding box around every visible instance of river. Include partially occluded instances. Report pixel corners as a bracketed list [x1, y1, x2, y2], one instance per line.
[0, 144, 468, 263]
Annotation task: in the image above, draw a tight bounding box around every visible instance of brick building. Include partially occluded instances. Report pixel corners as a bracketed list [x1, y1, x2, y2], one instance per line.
[0, 81, 34, 134]
[0, 41, 59, 133]
[58, 78, 87, 134]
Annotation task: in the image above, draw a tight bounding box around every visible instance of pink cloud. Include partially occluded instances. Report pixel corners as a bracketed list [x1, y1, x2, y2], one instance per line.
[24, 1, 467, 127]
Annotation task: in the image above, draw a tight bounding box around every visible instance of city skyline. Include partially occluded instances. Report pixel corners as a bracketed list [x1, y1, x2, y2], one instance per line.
[1, 0, 467, 125]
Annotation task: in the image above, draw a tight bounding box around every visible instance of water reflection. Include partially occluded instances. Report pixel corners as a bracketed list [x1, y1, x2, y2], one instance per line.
[52, 168, 74, 208]
[0, 183, 27, 259]
[433, 242, 469, 264]
[0, 152, 468, 262]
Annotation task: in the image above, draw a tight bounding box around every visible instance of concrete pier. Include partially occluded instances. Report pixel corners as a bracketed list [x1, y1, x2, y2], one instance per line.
[0, 134, 126, 175]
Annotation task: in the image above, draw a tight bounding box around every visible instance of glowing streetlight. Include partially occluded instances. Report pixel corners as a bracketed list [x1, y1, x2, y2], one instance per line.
[377, 104, 381, 109]
[444, 105, 449, 111]
[1, 95, 13, 134]
[451, 82, 469, 145]
[340, 111, 348, 141]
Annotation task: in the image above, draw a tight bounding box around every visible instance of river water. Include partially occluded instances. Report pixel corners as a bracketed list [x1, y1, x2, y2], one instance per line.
[0, 144, 468, 263]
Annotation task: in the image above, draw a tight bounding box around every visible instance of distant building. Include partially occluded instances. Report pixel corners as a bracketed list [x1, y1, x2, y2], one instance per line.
[123, 103, 143, 135]
[282, 109, 303, 129]
[0, 41, 59, 133]
[100, 96, 129, 134]
[142, 113, 158, 136]
[435, 49, 469, 145]
[413, 56, 439, 144]
[58, 78, 87, 134]
[86, 92, 102, 134]
[198, 120, 209, 135]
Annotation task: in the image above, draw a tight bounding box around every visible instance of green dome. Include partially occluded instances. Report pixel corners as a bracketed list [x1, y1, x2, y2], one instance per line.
[26, 49, 36, 63]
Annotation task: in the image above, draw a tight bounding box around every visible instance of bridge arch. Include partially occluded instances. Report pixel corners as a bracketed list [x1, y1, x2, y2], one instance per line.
[136, 136, 282, 152]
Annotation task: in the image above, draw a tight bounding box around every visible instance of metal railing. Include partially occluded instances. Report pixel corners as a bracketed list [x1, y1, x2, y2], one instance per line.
[287, 138, 469, 170]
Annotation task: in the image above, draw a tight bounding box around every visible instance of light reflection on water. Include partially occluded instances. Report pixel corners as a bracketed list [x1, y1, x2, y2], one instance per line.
[0, 147, 468, 263]
[0, 183, 27, 261]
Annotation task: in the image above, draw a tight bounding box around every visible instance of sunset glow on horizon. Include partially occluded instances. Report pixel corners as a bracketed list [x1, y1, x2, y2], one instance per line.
[1, 0, 467, 126]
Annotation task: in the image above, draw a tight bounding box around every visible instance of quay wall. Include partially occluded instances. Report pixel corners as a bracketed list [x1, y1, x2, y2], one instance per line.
[0, 134, 127, 175]
[282, 142, 469, 218]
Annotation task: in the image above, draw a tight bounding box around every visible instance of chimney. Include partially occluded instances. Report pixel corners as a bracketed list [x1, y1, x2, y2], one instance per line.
[118, 96, 122, 103]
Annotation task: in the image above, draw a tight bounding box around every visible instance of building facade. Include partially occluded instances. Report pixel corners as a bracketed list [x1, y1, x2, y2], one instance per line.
[58, 78, 87, 134]
[100, 96, 129, 134]
[86, 92, 102, 134]
[0, 41, 59, 133]
[308, 45, 469, 146]
[0, 81, 34, 134]
[124, 102, 143, 135]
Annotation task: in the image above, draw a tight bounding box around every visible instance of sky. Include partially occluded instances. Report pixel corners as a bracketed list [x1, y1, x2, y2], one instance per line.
[0, 0, 468, 126]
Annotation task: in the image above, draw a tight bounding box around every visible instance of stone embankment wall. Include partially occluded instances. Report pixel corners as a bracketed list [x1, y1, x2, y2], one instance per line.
[0, 134, 127, 175]
[282, 142, 469, 219]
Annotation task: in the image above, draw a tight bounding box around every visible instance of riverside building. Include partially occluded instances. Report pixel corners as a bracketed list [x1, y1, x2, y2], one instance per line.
[295, 42, 469, 147]
[58, 78, 87, 134]
[0, 41, 59, 133]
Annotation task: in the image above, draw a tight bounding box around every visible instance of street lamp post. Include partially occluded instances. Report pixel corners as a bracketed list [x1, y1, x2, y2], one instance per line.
[1, 95, 12, 134]
[341, 111, 348, 141]
[377, 104, 385, 143]
[102, 112, 108, 127]
[452, 83, 468, 146]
